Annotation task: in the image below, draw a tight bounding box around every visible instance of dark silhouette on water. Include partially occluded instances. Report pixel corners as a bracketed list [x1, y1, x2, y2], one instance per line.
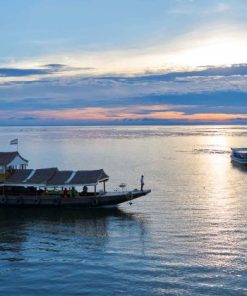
[141, 175, 144, 191]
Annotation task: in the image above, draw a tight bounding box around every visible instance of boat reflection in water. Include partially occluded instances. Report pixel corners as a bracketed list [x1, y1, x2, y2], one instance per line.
[0, 207, 147, 263]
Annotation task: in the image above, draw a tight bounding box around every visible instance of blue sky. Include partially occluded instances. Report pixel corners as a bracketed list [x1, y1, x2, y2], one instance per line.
[1, 0, 247, 124]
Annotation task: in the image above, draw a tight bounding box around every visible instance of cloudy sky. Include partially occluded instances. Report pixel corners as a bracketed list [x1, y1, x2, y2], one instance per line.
[1, 0, 247, 125]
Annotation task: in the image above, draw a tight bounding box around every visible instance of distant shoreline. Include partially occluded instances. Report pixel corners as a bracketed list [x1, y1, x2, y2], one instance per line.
[0, 123, 247, 127]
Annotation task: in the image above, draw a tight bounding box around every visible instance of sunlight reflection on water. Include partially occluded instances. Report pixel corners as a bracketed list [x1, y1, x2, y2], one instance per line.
[0, 126, 247, 295]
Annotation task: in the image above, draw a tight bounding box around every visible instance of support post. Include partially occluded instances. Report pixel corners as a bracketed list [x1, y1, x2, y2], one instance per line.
[94, 185, 96, 196]
[103, 182, 106, 193]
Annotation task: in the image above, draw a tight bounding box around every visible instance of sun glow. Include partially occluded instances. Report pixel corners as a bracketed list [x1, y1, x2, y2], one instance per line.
[2, 31, 247, 79]
[173, 36, 247, 67]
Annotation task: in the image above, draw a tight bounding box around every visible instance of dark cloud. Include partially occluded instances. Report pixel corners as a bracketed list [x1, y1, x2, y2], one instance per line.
[0, 64, 67, 77]
[133, 91, 247, 107]
[19, 116, 39, 121]
[1, 63, 247, 80]
[1, 63, 247, 125]
[0, 91, 246, 114]
[44, 64, 66, 68]
[98, 64, 247, 83]
[0, 63, 92, 78]
[0, 67, 51, 77]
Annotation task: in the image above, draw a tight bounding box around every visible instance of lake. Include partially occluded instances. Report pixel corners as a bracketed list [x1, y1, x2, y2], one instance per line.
[0, 125, 247, 295]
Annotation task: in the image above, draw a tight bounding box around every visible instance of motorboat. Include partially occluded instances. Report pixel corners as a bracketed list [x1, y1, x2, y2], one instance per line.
[231, 148, 247, 167]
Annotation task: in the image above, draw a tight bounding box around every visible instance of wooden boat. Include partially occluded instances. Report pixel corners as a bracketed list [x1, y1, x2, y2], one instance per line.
[0, 152, 151, 208]
[231, 148, 247, 167]
[0, 188, 151, 208]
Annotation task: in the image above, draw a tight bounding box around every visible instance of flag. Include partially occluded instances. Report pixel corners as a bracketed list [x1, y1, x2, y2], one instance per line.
[10, 138, 18, 145]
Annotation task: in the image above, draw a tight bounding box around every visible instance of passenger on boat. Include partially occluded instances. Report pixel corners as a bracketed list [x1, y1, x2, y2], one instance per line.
[83, 186, 88, 194]
[141, 175, 144, 191]
[63, 187, 68, 198]
[71, 187, 77, 198]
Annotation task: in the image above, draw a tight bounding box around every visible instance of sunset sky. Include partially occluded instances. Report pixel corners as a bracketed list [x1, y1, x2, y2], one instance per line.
[1, 0, 247, 125]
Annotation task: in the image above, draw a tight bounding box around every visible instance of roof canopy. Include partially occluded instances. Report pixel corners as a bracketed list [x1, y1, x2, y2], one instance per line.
[4, 168, 109, 187]
[47, 170, 73, 186]
[232, 148, 247, 154]
[68, 170, 109, 186]
[6, 169, 33, 183]
[0, 151, 28, 166]
[29, 168, 58, 184]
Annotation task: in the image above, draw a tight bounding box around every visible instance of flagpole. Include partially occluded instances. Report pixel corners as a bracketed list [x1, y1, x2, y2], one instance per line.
[9, 138, 19, 151]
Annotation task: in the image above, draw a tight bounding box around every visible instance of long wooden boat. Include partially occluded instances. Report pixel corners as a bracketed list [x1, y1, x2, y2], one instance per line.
[231, 148, 247, 167]
[0, 189, 151, 208]
[0, 167, 151, 208]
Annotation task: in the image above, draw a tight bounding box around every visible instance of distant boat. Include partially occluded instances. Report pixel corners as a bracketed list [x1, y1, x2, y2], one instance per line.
[0, 151, 151, 208]
[231, 148, 247, 167]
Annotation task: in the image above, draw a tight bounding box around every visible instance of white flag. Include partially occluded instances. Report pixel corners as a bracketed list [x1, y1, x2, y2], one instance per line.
[10, 138, 18, 145]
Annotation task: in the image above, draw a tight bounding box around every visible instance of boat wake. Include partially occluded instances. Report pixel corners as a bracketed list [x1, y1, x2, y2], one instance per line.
[193, 148, 230, 155]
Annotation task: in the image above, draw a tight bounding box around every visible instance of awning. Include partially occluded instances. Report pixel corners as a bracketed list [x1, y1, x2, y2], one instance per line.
[4, 168, 109, 187]
[67, 169, 109, 186]
[47, 170, 73, 186]
[5, 169, 33, 183]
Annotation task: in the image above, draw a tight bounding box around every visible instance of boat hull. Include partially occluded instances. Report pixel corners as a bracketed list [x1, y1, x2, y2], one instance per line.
[0, 189, 151, 208]
[231, 156, 247, 167]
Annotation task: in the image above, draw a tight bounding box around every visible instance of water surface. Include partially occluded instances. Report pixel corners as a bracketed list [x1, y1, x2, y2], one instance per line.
[0, 125, 247, 295]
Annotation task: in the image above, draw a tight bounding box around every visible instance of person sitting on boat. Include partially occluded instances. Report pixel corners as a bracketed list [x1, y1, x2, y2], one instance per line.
[140, 175, 144, 191]
[70, 187, 76, 198]
[82, 186, 88, 195]
[63, 187, 68, 198]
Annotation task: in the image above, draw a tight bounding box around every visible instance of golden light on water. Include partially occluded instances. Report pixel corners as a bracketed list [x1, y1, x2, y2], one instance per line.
[206, 134, 229, 148]
[202, 134, 231, 208]
[201, 135, 240, 269]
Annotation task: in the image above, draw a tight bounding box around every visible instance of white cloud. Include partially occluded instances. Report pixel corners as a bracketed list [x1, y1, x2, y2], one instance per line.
[214, 3, 231, 13]
[0, 23, 245, 83]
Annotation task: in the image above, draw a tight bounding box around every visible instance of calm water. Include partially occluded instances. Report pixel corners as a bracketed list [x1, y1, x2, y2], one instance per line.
[1, 125, 247, 295]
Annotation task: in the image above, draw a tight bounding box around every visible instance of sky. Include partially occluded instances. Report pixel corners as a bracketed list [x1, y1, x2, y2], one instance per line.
[1, 0, 247, 125]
